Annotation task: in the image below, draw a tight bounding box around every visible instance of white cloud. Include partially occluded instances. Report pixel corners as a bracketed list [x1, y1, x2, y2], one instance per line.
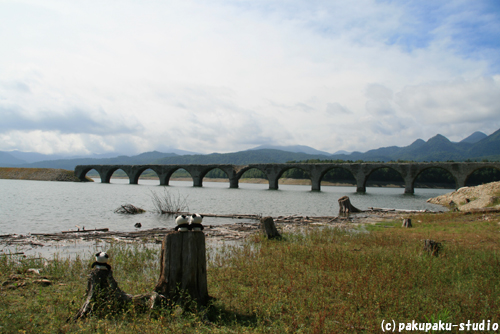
[0, 0, 499, 155]
[395, 76, 500, 125]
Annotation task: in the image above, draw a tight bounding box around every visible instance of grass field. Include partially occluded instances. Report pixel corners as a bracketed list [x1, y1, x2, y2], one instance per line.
[1, 211, 499, 333]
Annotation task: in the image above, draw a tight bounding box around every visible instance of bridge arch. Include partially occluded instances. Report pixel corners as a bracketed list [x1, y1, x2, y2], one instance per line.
[105, 167, 131, 184]
[358, 165, 406, 193]
[465, 165, 500, 186]
[319, 166, 356, 191]
[366, 166, 405, 187]
[199, 166, 231, 188]
[276, 165, 312, 189]
[234, 166, 268, 189]
[74, 166, 100, 182]
[130, 166, 162, 185]
[160, 167, 194, 186]
[412, 166, 456, 190]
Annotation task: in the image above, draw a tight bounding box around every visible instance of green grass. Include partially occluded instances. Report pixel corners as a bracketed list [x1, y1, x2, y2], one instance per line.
[1, 212, 500, 333]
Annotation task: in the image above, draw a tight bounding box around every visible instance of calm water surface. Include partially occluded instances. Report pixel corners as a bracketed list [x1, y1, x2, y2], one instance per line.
[0, 178, 451, 235]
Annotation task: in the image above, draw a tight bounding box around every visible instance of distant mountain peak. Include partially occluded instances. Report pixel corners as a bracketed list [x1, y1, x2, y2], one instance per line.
[460, 131, 487, 144]
[332, 150, 352, 155]
[427, 134, 451, 143]
[405, 138, 424, 148]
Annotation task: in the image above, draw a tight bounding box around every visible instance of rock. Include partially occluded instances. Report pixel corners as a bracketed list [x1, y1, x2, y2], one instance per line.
[427, 181, 500, 211]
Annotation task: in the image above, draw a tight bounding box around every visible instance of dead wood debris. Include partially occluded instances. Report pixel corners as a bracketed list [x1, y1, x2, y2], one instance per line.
[0, 212, 410, 248]
[114, 204, 146, 214]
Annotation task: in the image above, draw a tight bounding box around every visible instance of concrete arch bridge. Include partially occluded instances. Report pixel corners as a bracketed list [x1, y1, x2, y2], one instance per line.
[75, 162, 500, 194]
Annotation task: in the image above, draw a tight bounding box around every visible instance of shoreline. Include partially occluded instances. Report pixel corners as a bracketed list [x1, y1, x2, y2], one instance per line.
[0, 167, 83, 182]
[0, 210, 426, 259]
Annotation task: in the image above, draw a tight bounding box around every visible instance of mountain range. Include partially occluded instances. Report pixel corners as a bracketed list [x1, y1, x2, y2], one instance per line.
[0, 129, 498, 170]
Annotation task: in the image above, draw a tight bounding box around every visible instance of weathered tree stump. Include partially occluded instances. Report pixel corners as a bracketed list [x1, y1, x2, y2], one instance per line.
[423, 239, 442, 257]
[338, 196, 361, 215]
[73, 231, 209, 320]
[72, 268, 163, 321]
[154, 231, 209, 307]
[402, 218, 412, 228]
[260, 216, 282, 240]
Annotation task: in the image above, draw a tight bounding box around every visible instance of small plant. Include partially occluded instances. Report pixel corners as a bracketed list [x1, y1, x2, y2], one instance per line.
[149, 188, 189, 214]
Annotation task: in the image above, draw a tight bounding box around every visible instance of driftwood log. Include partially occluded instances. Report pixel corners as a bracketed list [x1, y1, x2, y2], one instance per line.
[154, 231, 209, 307]
[260, 216, 282, 240]
[72, 268, 163, 321]
[402, 218, 412, 228]
[423, 239, 442, 257]
[114, 204, 145, 214]
[338, 196, 361, 215]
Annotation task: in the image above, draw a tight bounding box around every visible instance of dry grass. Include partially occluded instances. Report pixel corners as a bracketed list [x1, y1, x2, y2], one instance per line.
[1, 212, 499, 333]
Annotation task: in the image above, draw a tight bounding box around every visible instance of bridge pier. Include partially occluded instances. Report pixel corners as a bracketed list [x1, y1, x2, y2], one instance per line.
[193, 176, 203, 187]
[268, 176, 279, 190]
[159, 173, 170, 186]
[355, 176, 366, 193]
[229, 177, 239, 189]
[311, 176, 321, 191]
[455, 175, 467, 190]
[356, 184, 366, 193]
[128, 168, 142, 185]
[101, 167, 115, 183]
[404, 177, 414, 194]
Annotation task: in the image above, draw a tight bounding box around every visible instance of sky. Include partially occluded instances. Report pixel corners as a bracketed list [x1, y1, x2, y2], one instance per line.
[1, 0, 500, 156]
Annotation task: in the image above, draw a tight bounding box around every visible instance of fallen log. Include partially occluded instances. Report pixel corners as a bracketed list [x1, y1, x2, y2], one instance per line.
[171, 212, 261, 220]
[62, 228, 109, 234]
[0, 252, 24, 256]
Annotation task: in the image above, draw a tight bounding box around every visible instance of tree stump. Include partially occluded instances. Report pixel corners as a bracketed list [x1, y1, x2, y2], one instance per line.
[423, 239, 442, 257]
[402, 218, 412, 228]
[338, 196, 361, 215]
[72, 268, 163, 321]
[73, 231, 209, 320]
[260, 216, 282, 240]
[154, 231, 209, 307]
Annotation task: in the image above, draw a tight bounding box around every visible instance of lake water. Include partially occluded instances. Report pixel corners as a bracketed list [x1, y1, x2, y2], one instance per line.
[0, 178, 451, 235]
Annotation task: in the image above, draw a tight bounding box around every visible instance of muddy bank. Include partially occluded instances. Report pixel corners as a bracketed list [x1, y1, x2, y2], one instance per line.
[0, 167, 87, 182]
[427, 181, 500, 212]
